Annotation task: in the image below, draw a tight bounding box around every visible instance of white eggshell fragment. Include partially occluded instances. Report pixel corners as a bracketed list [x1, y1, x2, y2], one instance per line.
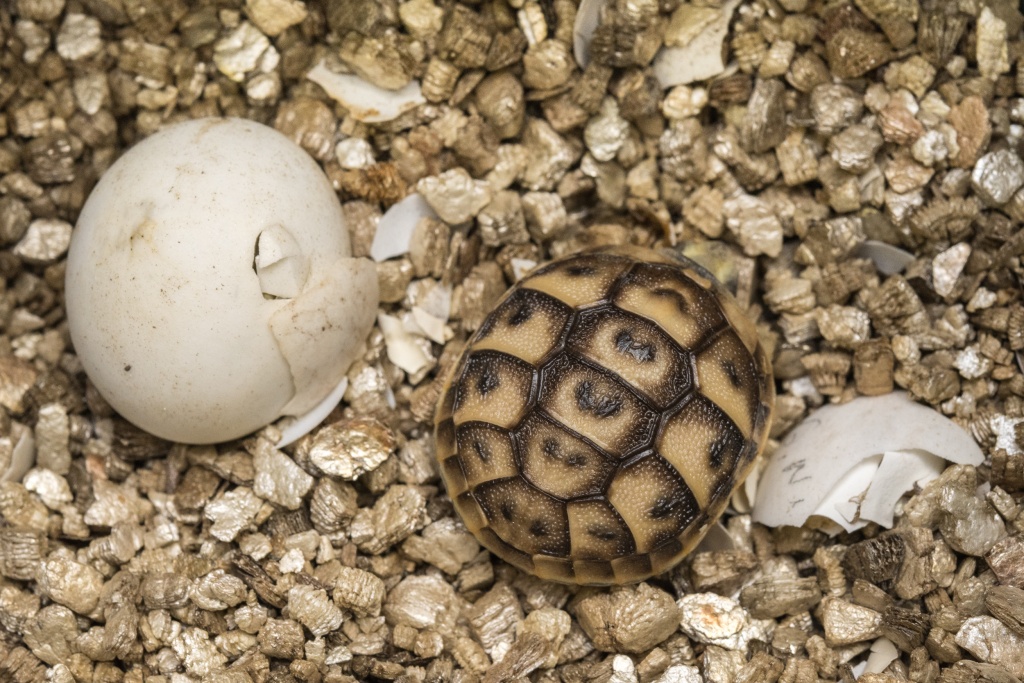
[752, 392, 984, 531]
[653, 0, 741, 88]
[378, 313, 431, 375]
[852, 240, 916, 276]
[572, 0, 605, 68]
[307, 59, 425, 123]
[66, 117, 378, 444]
[860, 638, 900, 677]
[370, 193, 437, 262]
[0, 423, 35, 483]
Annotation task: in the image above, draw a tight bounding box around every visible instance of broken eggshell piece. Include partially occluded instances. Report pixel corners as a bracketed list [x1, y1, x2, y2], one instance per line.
[573, 0, 741, 88]
[752, 392, 984, 533]
[65, 117, 378, 444]
[856, 638, 900, 678]
[0, 424, 35, 483]
[307, 59, 425, 124]
[572, 0, 603, 68]
[370, 193, 436, 262]
[852, 240, 916, 276]
[654, 0, 743, 87]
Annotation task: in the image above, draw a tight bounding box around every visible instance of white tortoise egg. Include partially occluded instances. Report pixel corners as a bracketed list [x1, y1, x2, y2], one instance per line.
[66, 117, 378, 444]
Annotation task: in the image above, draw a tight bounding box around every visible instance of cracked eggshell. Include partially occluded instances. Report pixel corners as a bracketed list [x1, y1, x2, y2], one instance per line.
[752, 392, 984, 531]
[66, 117, 378, 444]
[307, 60, 425, 123]
[653, 0, 741, 87]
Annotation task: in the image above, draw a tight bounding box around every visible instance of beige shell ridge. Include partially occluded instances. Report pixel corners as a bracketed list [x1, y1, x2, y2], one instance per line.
[435, 245, 774, 585]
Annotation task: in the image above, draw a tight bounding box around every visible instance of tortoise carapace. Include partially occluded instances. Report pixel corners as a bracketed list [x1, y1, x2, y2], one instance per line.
[435, 245, 774, 585]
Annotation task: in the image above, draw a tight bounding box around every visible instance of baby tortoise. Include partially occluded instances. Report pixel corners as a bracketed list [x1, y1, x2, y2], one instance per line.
[435, 245, 774, 585]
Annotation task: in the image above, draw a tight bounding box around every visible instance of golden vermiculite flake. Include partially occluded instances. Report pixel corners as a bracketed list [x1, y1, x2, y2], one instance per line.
[434, 246, 774, 585]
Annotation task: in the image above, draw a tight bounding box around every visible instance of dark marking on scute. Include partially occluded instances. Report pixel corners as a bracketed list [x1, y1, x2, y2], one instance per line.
[654, 287, 688, 313]
[508, 300, 533, 326]
[566, 264, 596, 276]
[501, 501, 514, 521]
[723, 359, 741, 387]
[530, 520, 548, 537]
[541, 437, 588, 468]
[472, 439, 490, 462]
[565, 452, 588, 468]
[574, 380, 623, 418]
[709, 438, 726, 469]
[614, 329, 656, 362]
[476, 363, 501, 396]
[588, 525, 620, 542]
[650, 496, 682, 520]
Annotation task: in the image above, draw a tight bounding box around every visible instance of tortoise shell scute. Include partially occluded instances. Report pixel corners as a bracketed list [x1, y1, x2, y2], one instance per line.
[436, 246, 774, 585]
